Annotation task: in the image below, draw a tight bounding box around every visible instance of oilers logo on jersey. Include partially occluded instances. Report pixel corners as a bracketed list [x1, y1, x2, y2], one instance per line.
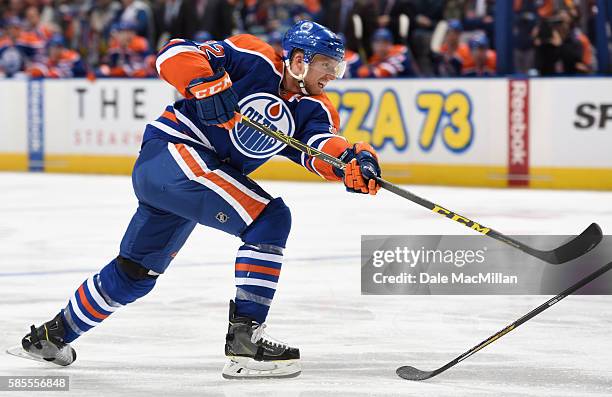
[231, 93, 295, 159]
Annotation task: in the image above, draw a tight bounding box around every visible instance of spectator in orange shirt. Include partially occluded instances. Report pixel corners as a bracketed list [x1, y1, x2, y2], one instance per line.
[356, 28, 416, 78]
[0, 17, 32, 77]
[96, 21, 155, 77]
[22, 6, 54, 62]
[24, 5, 55, 40]
[432, 19, 470, 76]
[27, 33, 87, 78]
[462, 33, 496, 77]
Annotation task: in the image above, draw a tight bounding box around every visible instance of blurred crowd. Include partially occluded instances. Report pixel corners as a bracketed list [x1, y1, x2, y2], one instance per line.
[0, 0, 603, 79]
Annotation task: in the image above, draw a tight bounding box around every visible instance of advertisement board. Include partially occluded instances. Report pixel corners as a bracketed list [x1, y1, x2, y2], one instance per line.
[529, 78, 612, 189]
[1, 77, 611, 189]
[0, 80, 28, 171]
[43, 79, 176, 174]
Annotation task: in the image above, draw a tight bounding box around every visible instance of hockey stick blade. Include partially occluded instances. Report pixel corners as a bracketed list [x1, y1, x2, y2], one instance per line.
[524, 222, 602, 264]
[396, 366, 436, 381]
[396, 260, 612, 381]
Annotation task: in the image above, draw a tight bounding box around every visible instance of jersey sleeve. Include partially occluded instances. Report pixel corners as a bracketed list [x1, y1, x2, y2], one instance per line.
[281, 95, 350, 181]
[156, 34, 281, 99]
[155, 38, 225, 98]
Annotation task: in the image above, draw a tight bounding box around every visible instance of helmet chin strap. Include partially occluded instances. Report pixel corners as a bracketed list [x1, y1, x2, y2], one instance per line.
[284, 59, 311, 95]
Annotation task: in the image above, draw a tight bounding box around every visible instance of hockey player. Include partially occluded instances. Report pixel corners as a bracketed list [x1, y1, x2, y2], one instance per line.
[11, 21, 382, 379]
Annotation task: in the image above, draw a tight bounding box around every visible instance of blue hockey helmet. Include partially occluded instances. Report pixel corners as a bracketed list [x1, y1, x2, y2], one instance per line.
[282, 20, 345, 63]
[448, 19, 463, 32]
[282, 20, 346, 91]
[469, 33, 489, 49]
[48, 33, 66, 48]
[372, 28, 393, 43]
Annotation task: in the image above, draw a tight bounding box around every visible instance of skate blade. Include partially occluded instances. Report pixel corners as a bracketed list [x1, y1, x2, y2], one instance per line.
[6, 345, 54, 364]
[222, 357, 301, 379]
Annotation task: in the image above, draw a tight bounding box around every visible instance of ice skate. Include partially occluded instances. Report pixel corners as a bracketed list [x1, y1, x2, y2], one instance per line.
[222, 300, 301, 379]
[6, 313, 76, 366]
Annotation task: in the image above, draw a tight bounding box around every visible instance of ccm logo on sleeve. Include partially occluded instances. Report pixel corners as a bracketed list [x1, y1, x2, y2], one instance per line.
[191, 73, 233, 99]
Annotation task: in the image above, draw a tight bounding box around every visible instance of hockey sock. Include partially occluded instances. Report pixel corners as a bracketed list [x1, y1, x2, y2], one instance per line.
[60, 258, 156, 343]
[234, 244, 283, 324]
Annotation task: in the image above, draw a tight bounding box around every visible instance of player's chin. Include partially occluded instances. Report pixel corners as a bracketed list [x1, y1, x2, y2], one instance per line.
[308, 83, 324, 95]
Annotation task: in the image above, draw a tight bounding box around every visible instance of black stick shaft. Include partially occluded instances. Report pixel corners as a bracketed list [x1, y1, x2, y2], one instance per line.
[428, 260, 612, 378]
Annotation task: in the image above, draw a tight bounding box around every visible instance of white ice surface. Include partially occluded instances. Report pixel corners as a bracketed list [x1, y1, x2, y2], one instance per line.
[1, 173, 611, 397]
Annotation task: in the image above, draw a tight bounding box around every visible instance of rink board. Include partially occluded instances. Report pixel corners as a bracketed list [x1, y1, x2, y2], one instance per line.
[1, 78, 611, 189]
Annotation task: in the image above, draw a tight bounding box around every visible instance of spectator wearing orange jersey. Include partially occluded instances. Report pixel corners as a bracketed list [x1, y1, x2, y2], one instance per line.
[432, 19, 470, 76]
[356, 28, 416, 78]
[0, 17, 32, 77]
[96, 21, 155, 77]
[22, 5, 54, 62]
[27, 33, 87, 78]
[462, 33, 496, 77]
[24, 5, 55, 40]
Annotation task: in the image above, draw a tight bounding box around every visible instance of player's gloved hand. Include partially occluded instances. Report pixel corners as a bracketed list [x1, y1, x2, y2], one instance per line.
[336, 142, 381, 195]
[187, 67, 242, 130]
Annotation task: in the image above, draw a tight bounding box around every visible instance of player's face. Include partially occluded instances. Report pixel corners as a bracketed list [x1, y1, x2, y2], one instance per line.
[305, 54, 341, 95]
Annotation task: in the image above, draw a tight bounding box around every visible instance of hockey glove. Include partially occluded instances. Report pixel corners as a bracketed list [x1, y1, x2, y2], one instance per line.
[336, 142, 382, 195]
[187, 67, 242, 130]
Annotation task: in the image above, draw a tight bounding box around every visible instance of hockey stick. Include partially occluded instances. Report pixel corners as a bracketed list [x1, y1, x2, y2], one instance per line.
[396, 260, 612, 381]
[239, 115, 602, 264]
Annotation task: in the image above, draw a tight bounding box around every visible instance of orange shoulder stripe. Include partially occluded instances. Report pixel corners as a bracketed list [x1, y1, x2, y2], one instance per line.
[227, 34, 283, 76]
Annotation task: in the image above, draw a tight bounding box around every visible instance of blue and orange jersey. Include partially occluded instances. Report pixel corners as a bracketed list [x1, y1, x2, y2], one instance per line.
[16, 30, 46, 60]
[0, 36, 31, 76]
[440, 42, 471, 66]
[0, 33, 39, 60]
[27, 49, 87, 78]
[358, 44, 415, 78]
[461, 49, 496, 77]
[99, 35, 155, 77]
[150, 34, 349, 181]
